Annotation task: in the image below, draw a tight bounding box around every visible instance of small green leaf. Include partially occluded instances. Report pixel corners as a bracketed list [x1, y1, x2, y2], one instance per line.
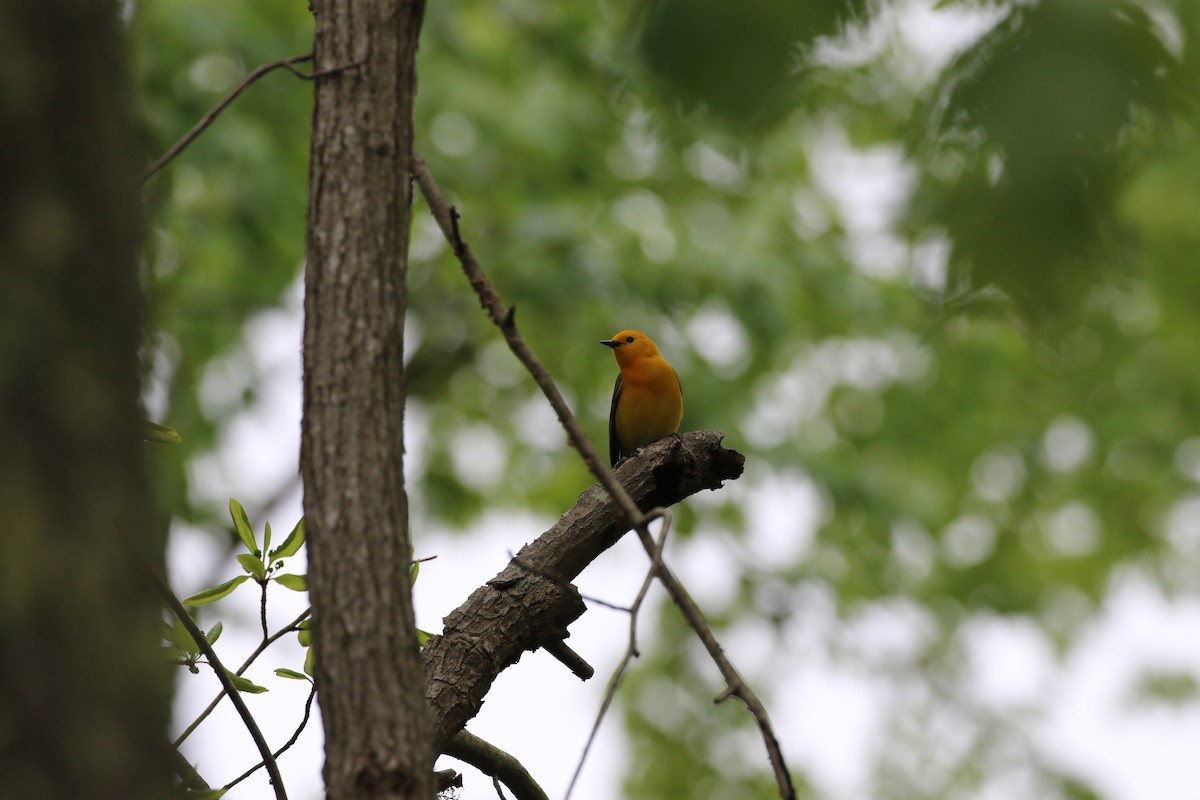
[410, 560, 420, 584]
[142, 420, 183, 444]
[165, 617, 199, 655]
[226, 670, 268, 694]
[205, 621, 224, 645]
[183, 575, 249, 607]
[229, 499, 257, 554]
[417, 628, 434, 646]
[297, 626, 312, 647]
[275, 668, 309, 681]
[304, 646, 315, 677]
[273, 573, 307, 592]
[269, 518, 305, 561]
[262, 521, 272, 557]
[237, 553, 266, 579]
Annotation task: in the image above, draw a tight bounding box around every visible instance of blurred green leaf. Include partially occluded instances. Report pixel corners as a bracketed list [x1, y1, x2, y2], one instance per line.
[164, 616, 199, 656]
[274, 668, 310, 681]
[142, 420, 183, 444]
[917, 0, 1189, 318]
[634, 0, 868, 127]
[1130, 670, 1200, 706]
[297, 619, 311, 648]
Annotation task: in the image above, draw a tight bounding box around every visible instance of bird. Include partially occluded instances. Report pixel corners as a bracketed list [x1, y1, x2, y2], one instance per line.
[600, 329, 683, 467]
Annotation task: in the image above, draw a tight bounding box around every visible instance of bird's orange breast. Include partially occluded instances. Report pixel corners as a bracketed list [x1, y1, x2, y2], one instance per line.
[613, 360, 683, 452]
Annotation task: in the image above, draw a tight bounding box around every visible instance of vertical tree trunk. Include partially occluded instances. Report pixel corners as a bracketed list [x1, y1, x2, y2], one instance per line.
[0, 1, 175, 797]
[302, 0, 432, 797]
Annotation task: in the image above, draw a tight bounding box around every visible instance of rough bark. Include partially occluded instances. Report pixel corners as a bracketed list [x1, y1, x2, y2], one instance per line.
[0, 1, 174, 797]
[424, 430, 745, 749]
[302, 0, 432, 797]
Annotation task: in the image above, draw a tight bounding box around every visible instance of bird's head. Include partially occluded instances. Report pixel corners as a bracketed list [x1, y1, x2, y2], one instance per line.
[600, 329, 662, 368]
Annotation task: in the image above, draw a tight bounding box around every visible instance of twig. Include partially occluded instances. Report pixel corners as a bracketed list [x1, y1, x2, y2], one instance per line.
[142, 52, 362, 182]
[578, 593, 632, 613]
[260, 580, 270, 641]
[565, 510, 671, 800]
[175, 607, 312, 747]
[413, 152, 796, 800]
[154, 574, 288, 800]
[443, 730, 549, 800]
[224, 682, 318, 791]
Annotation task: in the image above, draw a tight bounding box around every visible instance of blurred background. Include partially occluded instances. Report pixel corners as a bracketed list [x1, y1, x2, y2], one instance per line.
[137, 0, 1200, 797]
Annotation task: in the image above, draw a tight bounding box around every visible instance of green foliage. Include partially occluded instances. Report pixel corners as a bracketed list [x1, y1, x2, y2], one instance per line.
[228, 498, 257, 554]
[272, 573, 307, 592]
[162, 615, 223, 674]
[142, 420, 184, 443]
[224, 668, 268, 695]
[185, 789, 229, 800]
[915, 0, 1200, 318]
[182, 575, 248, 608]
[270, 518, 306, 561]
[632, 0, 869, 128]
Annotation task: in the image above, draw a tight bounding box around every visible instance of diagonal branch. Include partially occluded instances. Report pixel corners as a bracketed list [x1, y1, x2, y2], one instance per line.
[413, 152, 797, 799]
[224, 682, 318, 792]
[154, 574, 288, 800]
[420, 430, 743, 748]
[444, 730, 549, 800]
[174, 607, 311, 747]
[142, 52, 361, 183]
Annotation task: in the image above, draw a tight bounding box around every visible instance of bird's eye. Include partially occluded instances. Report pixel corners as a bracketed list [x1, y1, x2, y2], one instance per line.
[625, 335, 635, 343]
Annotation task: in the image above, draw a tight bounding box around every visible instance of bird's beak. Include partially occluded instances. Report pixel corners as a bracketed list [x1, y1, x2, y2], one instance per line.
[599, 339, 620, 349]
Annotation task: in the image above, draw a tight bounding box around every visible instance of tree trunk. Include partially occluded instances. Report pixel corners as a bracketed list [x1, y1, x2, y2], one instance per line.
[0, 1, 175, 797]
[302, 0, 432, 797]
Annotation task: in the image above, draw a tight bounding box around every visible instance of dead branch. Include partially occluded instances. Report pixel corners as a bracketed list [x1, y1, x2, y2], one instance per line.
[421, 430, 743, 749]
[444, 730, 549, 800]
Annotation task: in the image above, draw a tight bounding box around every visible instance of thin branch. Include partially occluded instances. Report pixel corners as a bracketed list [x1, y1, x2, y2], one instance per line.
[142, 52, 363, 183]
[175, 607, 311, 747]
[413, 152, 797, 799]
[412, 151, 611, 486]
[260, 580, 270, 641]
[224, 681, 318, 792]
[444, 730, 549, 800]
[142, 53, 312, 182]
[565, 511, 671, 800]
[154, 574, 288, 800]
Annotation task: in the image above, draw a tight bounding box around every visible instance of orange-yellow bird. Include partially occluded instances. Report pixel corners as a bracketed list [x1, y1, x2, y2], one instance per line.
[600, 330, 683, 467]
